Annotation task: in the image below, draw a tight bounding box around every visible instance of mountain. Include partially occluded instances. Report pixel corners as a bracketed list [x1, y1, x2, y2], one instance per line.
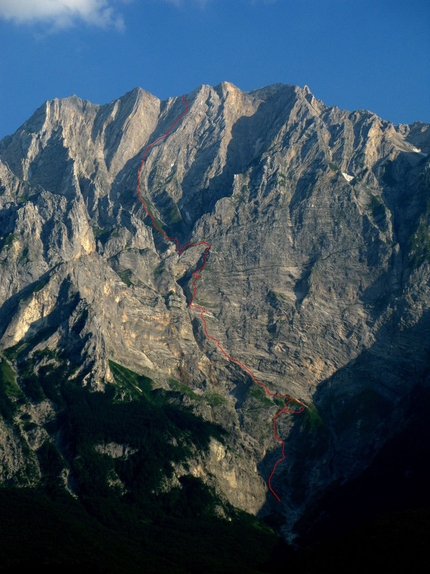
[1, 81, 430, 568]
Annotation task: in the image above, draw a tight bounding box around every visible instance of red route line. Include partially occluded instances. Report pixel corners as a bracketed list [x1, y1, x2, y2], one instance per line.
[136, 94, 306, 502]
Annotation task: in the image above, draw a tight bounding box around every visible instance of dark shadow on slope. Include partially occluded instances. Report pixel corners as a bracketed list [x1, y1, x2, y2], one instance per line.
[0, 270, 61, 341]
[295, 508, 430, 573]
[257, 308, 430, 546]
[178, 85, 299, 230]
[227, 366, 254, 410]
[108, 95, 201, 243]
[295, 382, 430, 548]
[28, 132, 71, 195]
[376, 149, 430, 273]
[111, 85, 300, 247]
[0, 275, 95, 374]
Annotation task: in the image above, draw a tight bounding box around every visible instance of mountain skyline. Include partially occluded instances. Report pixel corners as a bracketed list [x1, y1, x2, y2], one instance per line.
[1, 77, 430, 570]
[1, 78, 429, 525]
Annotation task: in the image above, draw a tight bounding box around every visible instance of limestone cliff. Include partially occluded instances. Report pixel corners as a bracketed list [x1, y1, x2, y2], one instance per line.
[0, 82, 430, 538]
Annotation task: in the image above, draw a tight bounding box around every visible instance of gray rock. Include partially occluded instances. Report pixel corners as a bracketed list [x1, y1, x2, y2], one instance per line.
[1, 82, 430, 536]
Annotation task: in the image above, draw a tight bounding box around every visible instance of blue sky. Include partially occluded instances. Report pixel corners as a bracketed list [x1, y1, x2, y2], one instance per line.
[0, 0, 428, 139]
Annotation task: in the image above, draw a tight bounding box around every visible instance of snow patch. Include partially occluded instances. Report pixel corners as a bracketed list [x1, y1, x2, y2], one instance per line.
[342, 172, 354, 182]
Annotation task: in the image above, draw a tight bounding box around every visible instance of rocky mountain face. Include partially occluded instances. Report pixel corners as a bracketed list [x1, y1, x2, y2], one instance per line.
[1, 81, 430, 543]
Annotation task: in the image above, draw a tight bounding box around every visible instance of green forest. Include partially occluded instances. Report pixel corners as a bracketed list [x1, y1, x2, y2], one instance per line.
[0, 353, 283, 573]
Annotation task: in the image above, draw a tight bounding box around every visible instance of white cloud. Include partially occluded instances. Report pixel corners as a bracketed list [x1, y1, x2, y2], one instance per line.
[0, 0, 126, 30]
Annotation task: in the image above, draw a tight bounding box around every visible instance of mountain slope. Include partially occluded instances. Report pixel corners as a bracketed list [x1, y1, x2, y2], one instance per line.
[1, 82, 430, 546]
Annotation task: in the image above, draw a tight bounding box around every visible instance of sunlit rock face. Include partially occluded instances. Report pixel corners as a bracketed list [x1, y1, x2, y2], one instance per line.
[0, 82, 429, 537]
